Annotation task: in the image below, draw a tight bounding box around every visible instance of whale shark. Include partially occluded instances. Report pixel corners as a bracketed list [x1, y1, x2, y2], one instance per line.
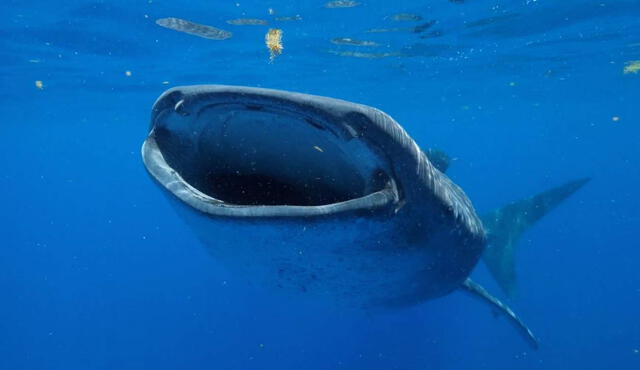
[141, 85, 589, 349]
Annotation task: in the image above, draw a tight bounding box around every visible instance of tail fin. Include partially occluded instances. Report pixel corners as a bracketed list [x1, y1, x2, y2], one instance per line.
[481, 178, 590, 296]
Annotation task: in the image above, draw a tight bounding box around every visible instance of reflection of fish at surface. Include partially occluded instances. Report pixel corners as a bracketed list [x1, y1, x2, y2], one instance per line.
[465, 13, 520, 28]
[412, 20, 436, 33]
[331, 37, 379, 46]
[275, 15, 303, 21]
[387, 13, 423, 22]
[325, 0, 360, 8]
[226, 18, 269, 26]
[366, 21, 436, 34]
[366, 27, 408, 33]
[419, 30, 444, 39]
[327, 50, 401, 58]
[156, 17, 232, 40]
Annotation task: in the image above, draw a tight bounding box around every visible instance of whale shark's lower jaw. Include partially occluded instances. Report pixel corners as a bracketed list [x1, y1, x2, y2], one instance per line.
[142, 85, 400, 218]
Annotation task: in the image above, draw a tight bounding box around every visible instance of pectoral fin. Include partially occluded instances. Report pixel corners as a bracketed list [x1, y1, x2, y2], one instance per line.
[461, 279, 539, 349]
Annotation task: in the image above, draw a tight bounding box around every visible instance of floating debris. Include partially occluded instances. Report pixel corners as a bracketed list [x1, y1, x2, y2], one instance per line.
[34, 80, 44, 90]
[313, 146, 324, 152]
[325, 1, 360, 8]
[275, 15, 303, 21]
[155, 17, 232, 40]
[265, 28, 283, 62]
[623, 60, 640, 74]
[612, 116, 620, 122]
[268, 8, 275, 15]
[387, 13, 423, 21]
[328, 50, 402, 58]
[124, 70, 132, 77]
[331, 37, 379, 46]
[226, 18, 268, 26]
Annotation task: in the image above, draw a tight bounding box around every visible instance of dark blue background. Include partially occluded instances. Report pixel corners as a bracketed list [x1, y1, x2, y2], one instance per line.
[1, 1, 638, 369]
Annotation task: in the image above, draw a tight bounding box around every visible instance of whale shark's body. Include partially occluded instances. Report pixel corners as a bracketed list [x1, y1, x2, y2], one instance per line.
[141, 85, 588, 349]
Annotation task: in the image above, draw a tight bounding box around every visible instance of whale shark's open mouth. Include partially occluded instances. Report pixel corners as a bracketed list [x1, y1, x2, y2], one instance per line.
[142, 85, 400, 217]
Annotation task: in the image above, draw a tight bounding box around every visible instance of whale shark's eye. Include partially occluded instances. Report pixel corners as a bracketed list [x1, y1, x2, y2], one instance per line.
[152, 102, 391, 207]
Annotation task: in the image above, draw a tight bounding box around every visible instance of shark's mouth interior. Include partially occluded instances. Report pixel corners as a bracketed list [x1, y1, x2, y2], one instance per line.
[151, 102, 394, 207]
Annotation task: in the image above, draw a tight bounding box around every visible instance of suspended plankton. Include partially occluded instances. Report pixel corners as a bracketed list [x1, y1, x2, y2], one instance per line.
[265, 28, 283, 62]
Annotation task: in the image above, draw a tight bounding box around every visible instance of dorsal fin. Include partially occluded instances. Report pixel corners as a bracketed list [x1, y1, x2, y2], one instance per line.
[461, 279, 539, 349]
[481, 178, 590, 296]
[425, 148, 451, 173]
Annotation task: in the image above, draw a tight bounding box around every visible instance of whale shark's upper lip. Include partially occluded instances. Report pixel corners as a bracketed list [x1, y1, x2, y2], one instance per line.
[142, 85, 400, 218]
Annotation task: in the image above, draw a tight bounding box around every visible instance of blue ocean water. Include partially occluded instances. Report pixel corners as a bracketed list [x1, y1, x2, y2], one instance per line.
[1, 0, 638, 369]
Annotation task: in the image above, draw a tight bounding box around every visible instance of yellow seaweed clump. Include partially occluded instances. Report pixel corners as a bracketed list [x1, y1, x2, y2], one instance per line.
[623, 60, 640, 74]
[265, 28, 283, 62]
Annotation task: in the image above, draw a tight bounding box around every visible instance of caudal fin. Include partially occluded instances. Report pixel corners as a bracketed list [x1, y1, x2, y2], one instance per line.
[481, 178, 590, 296]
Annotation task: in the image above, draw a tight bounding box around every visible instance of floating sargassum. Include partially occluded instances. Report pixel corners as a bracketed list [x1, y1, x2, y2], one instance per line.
[325, 1, 360, 8]
[226, 18, 269, 26]
[156, 17, 232, 40]
[387, 13, 423, 21]
[265, 28, 283, 62]
[331, 37, 379, 46]
[623, 60, 640, 74]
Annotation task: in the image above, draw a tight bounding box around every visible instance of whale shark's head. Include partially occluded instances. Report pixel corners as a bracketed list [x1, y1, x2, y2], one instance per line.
[142, 85, 412, 218]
